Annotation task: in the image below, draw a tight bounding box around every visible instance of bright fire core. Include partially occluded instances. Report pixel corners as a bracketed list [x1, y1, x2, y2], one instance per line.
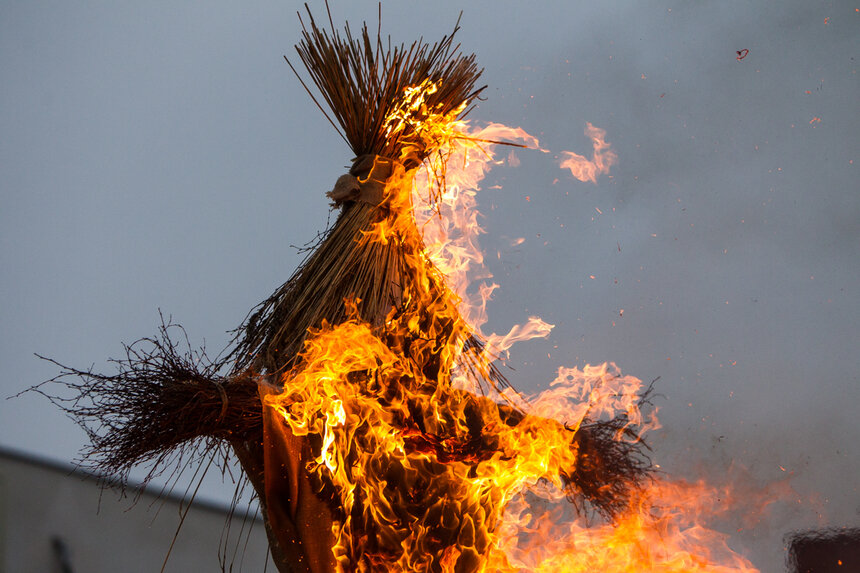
[267, 82, 761, 572]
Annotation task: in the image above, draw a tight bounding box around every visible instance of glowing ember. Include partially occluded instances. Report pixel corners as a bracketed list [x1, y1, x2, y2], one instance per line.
[265, 81, 763, 572]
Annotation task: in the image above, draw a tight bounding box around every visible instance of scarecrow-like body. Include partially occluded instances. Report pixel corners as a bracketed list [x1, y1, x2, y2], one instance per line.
[40, 11, 651, 573]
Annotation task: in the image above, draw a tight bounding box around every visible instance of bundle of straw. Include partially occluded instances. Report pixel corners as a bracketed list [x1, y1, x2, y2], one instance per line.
[229, 8, 487, 378]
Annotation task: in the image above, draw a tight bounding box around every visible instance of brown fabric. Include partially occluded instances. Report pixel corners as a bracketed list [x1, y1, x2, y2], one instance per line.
[230, 438, 298, 572]
[326, 155, 396, 206]
[261, 385, 337, 573]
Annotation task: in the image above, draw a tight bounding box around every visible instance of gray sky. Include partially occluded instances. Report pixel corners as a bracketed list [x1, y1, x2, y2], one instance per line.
[2, 2, 857, 570]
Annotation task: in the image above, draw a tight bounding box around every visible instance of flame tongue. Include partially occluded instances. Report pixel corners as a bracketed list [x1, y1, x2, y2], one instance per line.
[265, 81, 761, 572]
[558, 122, 618, 184]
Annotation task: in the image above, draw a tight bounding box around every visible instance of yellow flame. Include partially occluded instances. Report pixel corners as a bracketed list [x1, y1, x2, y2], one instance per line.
[266, 81, 764, 572]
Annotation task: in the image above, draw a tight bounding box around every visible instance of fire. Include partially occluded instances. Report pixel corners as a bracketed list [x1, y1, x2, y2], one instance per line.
[494, 479, 761, 572]
[559, 122, 618, 184]
[265, 81, 762, 571]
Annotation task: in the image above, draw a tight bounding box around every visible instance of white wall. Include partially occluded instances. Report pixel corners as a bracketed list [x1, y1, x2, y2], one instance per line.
[0, 449, 273, 572]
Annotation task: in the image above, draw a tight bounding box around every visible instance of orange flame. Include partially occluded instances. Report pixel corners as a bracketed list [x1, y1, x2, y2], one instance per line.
[492, 479, 761, 572]
[559, 122, 618, 184]
[266, 81, 764, 571]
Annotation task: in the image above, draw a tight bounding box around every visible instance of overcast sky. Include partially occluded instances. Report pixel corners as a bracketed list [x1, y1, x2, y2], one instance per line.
[1, 2, 857, 570]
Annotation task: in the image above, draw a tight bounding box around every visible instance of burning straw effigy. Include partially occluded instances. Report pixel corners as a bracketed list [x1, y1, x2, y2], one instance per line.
[35, 8, 654, 573]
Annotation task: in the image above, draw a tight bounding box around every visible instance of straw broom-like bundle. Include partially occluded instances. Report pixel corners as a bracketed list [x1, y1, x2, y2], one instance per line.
[229, 10, 488, 377]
